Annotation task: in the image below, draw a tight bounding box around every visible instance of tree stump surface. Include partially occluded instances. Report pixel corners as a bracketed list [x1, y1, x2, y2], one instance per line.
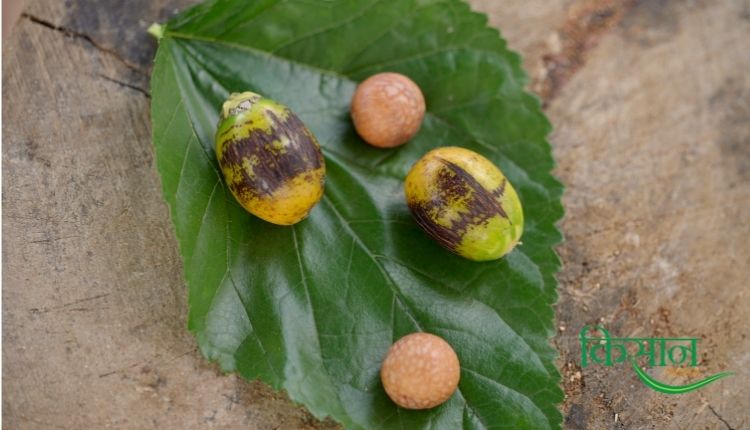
[3, 0, 748, 428]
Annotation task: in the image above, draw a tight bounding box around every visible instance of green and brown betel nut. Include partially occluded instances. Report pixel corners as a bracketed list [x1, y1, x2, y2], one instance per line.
[404, 147, 524, 261]
[215, 92, 326, 226]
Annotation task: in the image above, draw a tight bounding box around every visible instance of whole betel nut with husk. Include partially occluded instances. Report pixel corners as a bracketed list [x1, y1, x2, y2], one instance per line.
[404, 147, 524, 261]
[380, 333, 460, 409]
[215, 92, 325, 225]
[350, 72, 426, 148]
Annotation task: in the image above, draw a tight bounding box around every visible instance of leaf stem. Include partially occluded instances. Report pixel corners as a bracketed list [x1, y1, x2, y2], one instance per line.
[148, 23, 164, 40]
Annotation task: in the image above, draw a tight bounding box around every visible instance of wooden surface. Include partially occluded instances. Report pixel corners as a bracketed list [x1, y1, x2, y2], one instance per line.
[3, 0, 749, 429]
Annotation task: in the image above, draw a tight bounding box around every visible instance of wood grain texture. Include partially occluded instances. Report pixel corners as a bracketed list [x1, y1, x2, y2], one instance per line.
[547, 1, 750, 428]
[3, 0, 748, 429]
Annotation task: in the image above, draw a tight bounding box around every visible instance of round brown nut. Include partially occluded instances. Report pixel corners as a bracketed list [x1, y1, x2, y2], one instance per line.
[350, 72, 426, 148]
[380, 332, 460, 409]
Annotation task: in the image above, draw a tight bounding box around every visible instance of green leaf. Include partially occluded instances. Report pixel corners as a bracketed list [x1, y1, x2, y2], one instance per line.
[150, 0, 564, 428]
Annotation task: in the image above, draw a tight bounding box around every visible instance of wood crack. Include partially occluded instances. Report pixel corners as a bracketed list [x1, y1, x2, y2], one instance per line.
[97, 74, 150, 98]
[708, 405, 736, 430]
[21, 13, 148, 77]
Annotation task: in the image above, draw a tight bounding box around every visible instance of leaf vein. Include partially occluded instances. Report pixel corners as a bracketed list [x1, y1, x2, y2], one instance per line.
[322, 196, 422, 331]
[269, 0, 381, 55]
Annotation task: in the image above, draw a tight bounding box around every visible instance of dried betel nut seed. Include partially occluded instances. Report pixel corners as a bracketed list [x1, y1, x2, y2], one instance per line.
[404, 146, 524, 261]
[350, 72, 426, 148]
[215, 91, 326, 226]
[380, 332, 460, 409]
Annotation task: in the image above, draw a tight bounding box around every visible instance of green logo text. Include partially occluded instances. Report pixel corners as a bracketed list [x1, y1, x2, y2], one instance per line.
[579, 325, 732, 394]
